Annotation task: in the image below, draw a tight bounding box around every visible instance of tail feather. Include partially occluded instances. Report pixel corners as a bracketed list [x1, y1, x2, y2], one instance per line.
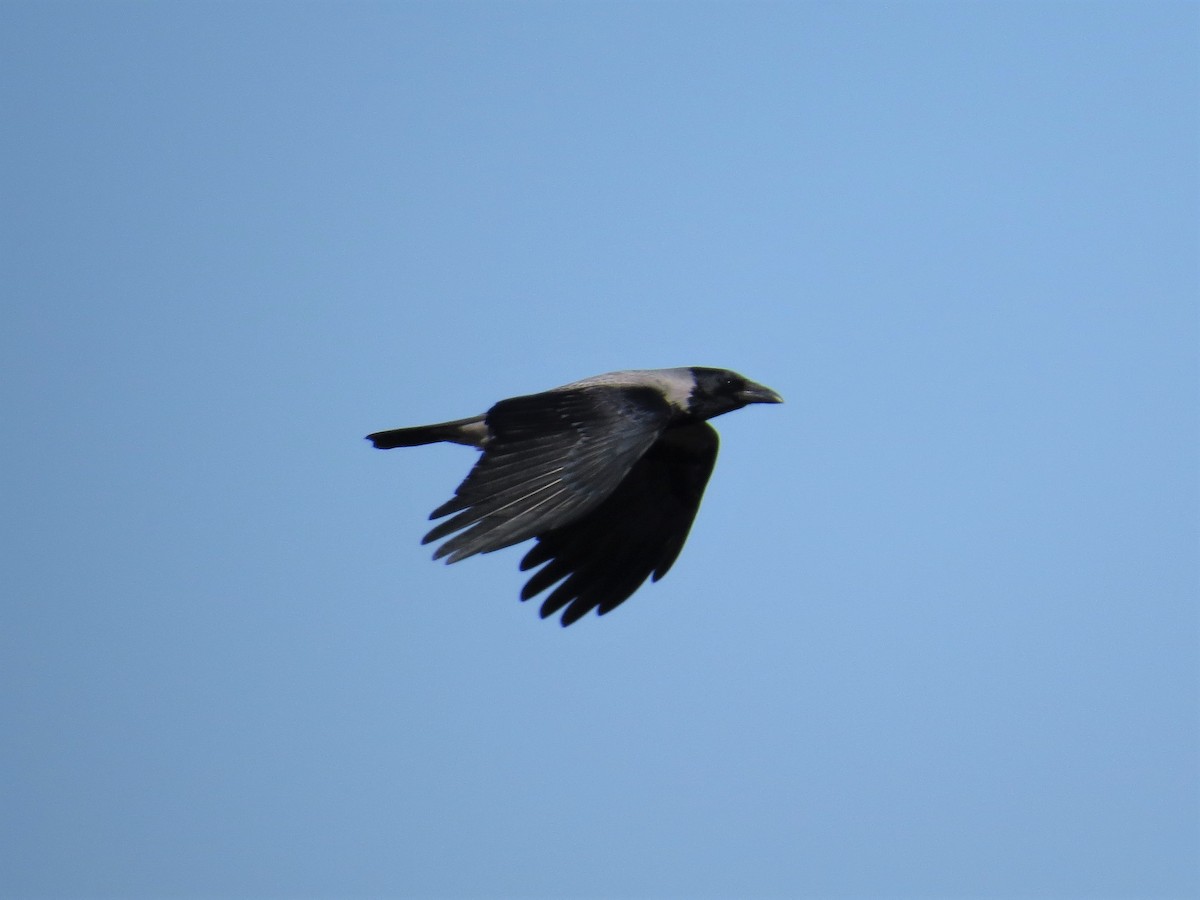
[366, 415, 487, 449]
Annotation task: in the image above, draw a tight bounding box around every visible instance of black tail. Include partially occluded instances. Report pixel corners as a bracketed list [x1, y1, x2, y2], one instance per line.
[365, 415, 486, 449]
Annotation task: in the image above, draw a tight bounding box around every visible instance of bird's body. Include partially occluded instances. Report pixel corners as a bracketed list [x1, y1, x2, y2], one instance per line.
[367, 367, 782, 625]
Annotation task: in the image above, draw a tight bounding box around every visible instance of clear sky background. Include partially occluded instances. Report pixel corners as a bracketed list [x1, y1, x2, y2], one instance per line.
[3, 3, 1197, 898]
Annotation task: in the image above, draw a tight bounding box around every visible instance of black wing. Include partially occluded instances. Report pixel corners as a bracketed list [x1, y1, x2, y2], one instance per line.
[518, 420, 719, 626]
[423, 386, 672, 563]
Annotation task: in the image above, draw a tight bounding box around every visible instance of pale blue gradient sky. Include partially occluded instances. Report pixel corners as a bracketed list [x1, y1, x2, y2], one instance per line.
[3, 3, 1197, 898]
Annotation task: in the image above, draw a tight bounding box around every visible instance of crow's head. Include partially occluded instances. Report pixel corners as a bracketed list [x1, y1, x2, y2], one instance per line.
[686, 367, 783, 420]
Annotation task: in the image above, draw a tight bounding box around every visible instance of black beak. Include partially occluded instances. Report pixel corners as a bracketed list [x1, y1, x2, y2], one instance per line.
[738, 380, 784, 405]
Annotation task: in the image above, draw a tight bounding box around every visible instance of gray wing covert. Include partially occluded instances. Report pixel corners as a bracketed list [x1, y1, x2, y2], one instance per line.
[423, 386, 672, 563]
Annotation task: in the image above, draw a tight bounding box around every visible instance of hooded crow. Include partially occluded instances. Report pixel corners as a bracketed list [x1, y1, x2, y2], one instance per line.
[367, 367, 782, 626]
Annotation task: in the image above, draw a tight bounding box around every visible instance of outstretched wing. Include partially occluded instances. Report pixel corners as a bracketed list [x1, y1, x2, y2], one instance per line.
[423, 386, 672, 563]
[518, 421, 719, 626]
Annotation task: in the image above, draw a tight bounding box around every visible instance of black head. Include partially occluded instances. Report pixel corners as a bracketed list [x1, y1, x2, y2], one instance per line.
[686, 367, 784, 420]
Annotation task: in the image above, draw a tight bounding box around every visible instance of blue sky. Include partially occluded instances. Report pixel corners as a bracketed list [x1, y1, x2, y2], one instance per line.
[2, 2, 1197, 898]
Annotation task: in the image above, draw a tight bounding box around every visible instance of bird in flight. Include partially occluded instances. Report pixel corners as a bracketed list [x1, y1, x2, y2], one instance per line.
[367, 367, 782, 625]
